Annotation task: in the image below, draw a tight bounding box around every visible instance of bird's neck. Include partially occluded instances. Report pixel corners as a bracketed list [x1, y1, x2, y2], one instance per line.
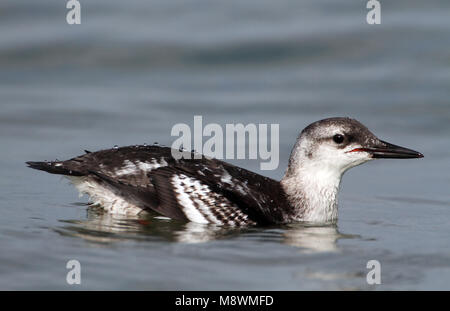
[281, 161, 343, 224]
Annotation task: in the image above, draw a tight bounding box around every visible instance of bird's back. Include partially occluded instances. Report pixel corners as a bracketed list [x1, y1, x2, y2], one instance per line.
[27, 146, 292, 225]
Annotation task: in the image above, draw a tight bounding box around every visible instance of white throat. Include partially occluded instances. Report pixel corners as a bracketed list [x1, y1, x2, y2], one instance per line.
[281, 161, 343, 224]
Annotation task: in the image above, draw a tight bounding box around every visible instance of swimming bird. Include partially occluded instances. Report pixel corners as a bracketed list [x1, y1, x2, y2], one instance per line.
[26, 117, 423, 226]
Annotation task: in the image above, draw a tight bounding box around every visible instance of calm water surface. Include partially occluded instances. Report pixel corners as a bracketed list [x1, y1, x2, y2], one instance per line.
[0, 0, 449, 290]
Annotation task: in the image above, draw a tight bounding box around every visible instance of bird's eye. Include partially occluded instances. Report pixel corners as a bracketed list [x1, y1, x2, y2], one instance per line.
[333, 134, 345, 144]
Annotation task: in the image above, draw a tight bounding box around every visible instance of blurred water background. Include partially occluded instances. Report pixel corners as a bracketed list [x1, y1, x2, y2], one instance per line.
[0, 0, 449, 290]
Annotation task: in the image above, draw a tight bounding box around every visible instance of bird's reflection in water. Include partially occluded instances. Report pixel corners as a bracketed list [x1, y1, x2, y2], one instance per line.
[56, 208, 147, 244]
[57, 206, 355, 253]
[282, 223, 345, 254]
[56, 206, 237, 244]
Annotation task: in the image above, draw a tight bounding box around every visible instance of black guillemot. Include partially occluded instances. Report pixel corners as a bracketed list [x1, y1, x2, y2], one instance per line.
[27, 117, 423, 226]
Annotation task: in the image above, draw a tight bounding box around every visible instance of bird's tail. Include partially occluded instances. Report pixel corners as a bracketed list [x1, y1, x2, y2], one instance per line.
[26, 161, 84, 176]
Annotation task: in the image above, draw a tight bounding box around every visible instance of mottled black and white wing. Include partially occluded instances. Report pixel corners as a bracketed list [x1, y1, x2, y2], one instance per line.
[148, 167, 257, 226]
[145, 157, 292, 225]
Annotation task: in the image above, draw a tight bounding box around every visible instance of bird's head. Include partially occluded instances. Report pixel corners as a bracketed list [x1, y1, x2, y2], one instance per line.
[287, 117, 423, 177]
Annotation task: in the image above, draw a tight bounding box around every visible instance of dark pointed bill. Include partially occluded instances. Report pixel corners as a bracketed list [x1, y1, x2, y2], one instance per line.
[349, 140, 424, 159]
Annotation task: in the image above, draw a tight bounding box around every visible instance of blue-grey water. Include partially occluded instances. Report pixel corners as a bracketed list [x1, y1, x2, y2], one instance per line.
[1, 0, 449, 290]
